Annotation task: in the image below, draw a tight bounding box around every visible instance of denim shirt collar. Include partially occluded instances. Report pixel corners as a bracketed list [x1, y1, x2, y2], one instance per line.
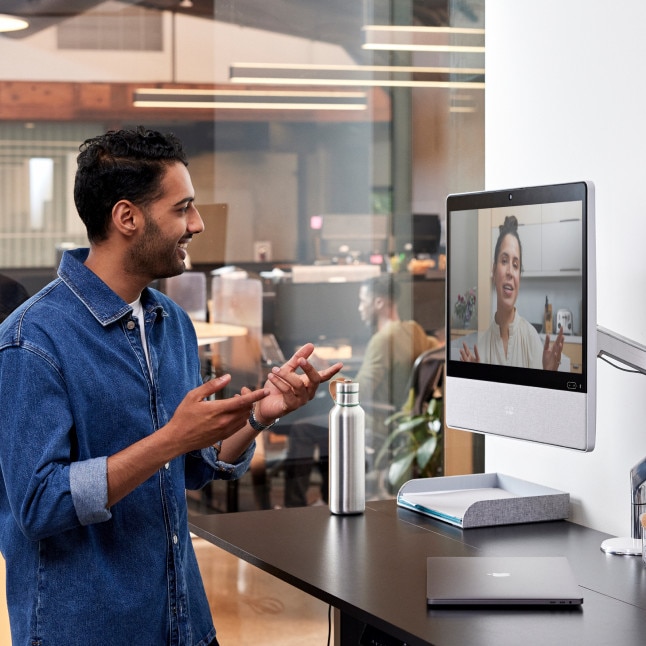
[58, 248, 164, 326]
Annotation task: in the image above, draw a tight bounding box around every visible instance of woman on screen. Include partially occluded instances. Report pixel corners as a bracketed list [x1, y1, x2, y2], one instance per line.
[459, 215, 564, 370]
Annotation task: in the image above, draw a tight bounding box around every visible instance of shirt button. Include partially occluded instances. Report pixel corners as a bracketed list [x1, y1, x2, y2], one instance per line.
[164, 462, 170, 470]
[173, 535, 178, 545]
[126, 321, 135, 330]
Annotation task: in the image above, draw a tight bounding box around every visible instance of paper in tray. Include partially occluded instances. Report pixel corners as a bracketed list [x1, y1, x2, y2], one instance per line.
[397, 473, 569, 528]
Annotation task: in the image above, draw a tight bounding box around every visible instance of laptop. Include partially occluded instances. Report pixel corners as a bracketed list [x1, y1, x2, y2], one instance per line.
[426, 556, 583, 607]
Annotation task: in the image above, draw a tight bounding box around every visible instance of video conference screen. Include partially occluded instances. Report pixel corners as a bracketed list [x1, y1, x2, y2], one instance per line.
[446, 182, 592, 394]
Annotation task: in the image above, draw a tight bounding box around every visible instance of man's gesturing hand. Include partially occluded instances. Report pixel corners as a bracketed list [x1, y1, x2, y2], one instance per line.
[169, 374, 269, 452]
[254, 343, 343, 426]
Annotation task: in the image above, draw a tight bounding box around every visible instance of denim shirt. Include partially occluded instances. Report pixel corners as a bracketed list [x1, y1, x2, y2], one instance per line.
[0, 249, 255, 646]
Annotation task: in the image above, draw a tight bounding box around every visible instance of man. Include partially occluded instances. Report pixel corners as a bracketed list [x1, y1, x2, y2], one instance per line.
[354, 274, 442, 415]
[284, 273, 442, 506]
[0, 127, 341, 646]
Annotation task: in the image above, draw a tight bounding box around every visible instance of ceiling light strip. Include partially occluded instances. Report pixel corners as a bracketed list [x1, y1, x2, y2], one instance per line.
[133, 101, 366, 111]
[229, 78, 484, 89]
[231, 63, 484, 75]
[363, 25, 485, 35]
[231, 70, 483, 82]
[363, 23, 484, 53]
[363, 44, 485, 53]
[229, 63, 484, 88]
[134, 88, 367, 99]
[133, 89, 367, 110]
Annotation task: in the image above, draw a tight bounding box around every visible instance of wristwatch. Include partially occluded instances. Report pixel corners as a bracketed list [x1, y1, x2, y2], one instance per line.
[248, 407, 278, 432]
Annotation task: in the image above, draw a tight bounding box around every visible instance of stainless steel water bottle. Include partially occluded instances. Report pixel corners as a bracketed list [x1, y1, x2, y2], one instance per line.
[328, 379, 365, 515]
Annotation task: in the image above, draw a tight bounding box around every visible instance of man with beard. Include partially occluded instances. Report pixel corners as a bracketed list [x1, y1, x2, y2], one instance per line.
[0, 127, 342, 646]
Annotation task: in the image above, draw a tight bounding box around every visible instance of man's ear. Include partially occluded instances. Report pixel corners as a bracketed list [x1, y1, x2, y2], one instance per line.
[111, 200, 139, 237]
[373, 295, 386, 312]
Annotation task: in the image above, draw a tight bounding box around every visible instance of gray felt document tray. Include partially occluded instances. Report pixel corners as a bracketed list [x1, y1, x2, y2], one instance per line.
[397, 473, 570, 528]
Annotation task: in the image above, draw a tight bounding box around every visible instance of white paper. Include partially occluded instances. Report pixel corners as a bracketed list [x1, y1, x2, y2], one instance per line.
[401, 487, 518, 522]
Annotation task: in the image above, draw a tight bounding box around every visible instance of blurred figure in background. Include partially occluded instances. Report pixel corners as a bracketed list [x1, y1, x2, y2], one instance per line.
[0, 274, 29, 323]
[284, 273, 443, 507]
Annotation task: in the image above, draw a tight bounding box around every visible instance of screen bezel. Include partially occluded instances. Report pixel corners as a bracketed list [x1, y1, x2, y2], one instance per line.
[445, 181, 596, 451]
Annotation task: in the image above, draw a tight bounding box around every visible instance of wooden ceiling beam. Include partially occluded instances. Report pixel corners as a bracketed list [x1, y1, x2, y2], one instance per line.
[0, 81, 390, 123]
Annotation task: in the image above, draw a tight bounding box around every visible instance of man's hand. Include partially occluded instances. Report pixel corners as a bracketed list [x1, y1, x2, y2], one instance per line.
[167, 374, 270, 452]
[255, 343, 343, 425]
[106, 375, 268, 508]
[106, 344, 342, 508]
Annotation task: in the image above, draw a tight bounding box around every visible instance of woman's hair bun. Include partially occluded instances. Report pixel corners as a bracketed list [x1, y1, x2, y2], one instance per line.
[500, 215, 518, 235]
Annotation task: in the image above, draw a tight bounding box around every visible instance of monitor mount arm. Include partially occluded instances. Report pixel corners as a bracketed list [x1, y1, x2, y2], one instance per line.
[597, 325, 646, 555]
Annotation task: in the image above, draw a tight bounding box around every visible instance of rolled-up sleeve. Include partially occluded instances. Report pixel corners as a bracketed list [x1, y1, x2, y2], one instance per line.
[184, 440, 256, 490]
[0, 345, 104, 540]
[70, 457, 112, 525]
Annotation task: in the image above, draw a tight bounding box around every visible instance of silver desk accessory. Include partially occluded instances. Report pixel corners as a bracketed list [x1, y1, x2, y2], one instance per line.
[597, 326, 646, 555]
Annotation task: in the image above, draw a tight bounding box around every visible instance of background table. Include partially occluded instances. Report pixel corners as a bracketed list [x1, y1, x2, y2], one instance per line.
[191, 320, 248, 346]
[190, 499, 646, 646]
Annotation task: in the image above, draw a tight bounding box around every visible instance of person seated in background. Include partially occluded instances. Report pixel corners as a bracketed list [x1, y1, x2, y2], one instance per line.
[0, 274, 29, 323]
[284, 273, 443, 507]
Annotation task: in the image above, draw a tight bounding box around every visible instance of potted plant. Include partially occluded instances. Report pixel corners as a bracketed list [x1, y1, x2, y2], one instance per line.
[375, 395, 444, 492]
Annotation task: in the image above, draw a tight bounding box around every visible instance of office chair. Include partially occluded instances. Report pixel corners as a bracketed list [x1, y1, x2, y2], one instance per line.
[404, 346, 445, 417]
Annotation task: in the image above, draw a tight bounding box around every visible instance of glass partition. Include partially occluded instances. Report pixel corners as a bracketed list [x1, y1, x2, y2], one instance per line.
[0, 0, 484, 511]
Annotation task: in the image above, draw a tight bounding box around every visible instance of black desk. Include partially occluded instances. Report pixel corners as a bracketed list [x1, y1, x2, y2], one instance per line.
[190, 499, 646, 646]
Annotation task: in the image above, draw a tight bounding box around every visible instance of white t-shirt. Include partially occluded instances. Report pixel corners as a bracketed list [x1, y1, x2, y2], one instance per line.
[129, 297, 152, 374]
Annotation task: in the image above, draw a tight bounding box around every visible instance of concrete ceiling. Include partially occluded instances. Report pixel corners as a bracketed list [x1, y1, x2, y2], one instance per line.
[1, 0, 455, 62]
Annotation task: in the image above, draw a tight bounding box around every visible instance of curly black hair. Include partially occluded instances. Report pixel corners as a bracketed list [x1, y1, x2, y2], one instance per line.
[73, 126, 188, 242]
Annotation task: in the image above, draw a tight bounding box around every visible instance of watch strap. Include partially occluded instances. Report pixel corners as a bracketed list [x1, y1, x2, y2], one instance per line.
[249, 408, 278, 431]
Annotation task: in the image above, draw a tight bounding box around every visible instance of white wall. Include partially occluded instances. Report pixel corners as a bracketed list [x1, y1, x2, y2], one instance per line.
[485, 1, 646, 537]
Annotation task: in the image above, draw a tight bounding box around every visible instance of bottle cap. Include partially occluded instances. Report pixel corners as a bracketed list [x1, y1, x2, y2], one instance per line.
[329, 378, 360, 405]
[329, 378, 359, 398]
[336, 379, 359, 395]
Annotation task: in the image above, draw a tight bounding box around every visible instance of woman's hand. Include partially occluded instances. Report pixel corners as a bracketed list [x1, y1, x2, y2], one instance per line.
[542, 326, 565, 371]
[254, 343, 343, 426]
[460, 341, 480, 363]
